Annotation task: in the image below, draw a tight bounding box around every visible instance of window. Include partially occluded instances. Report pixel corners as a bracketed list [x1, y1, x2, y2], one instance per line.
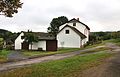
[65, 30, 69, 34]
[73, 23, 76, 26]
[21, 36, 25, 39]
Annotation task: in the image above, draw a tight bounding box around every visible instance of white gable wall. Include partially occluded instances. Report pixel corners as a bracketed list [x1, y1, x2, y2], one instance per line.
[57, 27, 81, 48]
[59, 22, 89, 42]
[15, 32, 24, 50]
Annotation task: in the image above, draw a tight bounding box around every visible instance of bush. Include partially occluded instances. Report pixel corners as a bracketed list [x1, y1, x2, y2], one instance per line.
[5, 45, 14, 50]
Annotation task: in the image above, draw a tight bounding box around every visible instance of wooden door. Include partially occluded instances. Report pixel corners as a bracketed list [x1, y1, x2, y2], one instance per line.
[46, 40, 57, 51]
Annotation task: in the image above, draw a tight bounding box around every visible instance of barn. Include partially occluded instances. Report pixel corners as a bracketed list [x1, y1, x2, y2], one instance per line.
[15, 32, 57, 51]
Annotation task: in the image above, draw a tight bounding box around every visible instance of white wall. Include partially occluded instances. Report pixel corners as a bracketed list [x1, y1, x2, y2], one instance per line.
[29, 41, 46, 51]
[59, 22, 90, 43]
[57, 27, 81, 48]
[15, 32, 24, 50]
[38, 41, 46, 50]
[29, 42, 38, 50]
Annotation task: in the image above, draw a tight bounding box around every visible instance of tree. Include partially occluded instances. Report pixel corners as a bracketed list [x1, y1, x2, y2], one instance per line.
[0, 0, 23, 17]
[1, 31, 12, 48]
[48, 16, 68, 38]
[0, 38, 3, 49]
[24, 32, 38, 50]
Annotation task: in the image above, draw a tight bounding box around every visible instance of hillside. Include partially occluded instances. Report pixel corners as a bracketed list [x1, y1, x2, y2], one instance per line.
[0, 29, 11, 33]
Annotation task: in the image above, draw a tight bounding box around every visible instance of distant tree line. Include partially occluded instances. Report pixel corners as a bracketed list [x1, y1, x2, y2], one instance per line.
[89, 31, 120, 45]
[0, 29, 19, 50]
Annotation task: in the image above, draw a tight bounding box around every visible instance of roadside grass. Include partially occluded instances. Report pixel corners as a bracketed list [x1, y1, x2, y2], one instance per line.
[0, 50, 11, 63]
[0, 51, 112, 77]
[22, 43, 106, 58]
[104, 39, 120, 46]
[80, 47, 110, 54]
[22, 48, 80, 58]
[84, 43, 104, 49]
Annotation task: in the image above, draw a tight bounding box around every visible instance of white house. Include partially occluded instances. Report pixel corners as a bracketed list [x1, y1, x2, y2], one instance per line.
[57, 18, 90, 48]
[15, 32, 57, 51]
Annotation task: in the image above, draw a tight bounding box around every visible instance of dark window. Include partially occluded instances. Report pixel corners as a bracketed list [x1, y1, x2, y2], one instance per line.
[65, 30, 69, 34]
[21, 36, 25, 39]
[73, 23, 76, 26]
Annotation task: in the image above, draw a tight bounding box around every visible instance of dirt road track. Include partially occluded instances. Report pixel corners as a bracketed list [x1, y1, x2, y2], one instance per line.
[78, 43, 120, 77]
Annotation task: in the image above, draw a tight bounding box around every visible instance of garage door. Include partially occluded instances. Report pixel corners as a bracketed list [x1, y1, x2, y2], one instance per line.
[46, 40, 57, 51]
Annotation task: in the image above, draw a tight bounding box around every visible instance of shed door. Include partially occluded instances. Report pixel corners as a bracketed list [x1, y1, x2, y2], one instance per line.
[22, 42, 29, 50]
[46, 40, 57, 51]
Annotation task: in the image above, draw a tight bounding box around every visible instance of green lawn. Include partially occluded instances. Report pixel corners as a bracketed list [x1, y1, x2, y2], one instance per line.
[0, 51, 112, 77]
[22, 48, 80, 58]
[103, 39, 120, 46]
[80, 47, 109, 54]
[0, 50, 11, 63]
[22, 43, 106, 58]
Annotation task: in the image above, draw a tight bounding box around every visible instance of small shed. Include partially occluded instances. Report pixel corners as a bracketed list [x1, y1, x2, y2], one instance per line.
[15, 32, 57, 51]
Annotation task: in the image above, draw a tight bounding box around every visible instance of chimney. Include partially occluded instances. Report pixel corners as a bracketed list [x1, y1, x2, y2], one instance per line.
[77, 18, 79, 21]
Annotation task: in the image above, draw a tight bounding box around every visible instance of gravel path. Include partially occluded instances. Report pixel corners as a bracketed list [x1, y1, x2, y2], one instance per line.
[0, 45, 105, 71]
[78, 43, 120, 77]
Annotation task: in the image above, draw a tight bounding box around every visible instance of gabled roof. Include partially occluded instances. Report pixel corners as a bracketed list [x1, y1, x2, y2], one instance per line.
[58, 25, 87, 39]
[20, 31, 55, 40]
[67, 18, 90, 30]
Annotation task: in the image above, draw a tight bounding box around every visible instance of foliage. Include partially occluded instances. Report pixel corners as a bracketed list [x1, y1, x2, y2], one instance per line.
[0, 38, 3, 49]
[0, 0, 23, 17]
[24, 32, 39, 50]
[0, 51, 112, 77]
[89, 31, 120, 45]
[48, 16, 68, 38]
[0, 50, 11, 63]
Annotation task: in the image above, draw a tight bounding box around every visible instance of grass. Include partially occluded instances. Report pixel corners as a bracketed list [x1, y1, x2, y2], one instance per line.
[0, 50, 11, 63]
[84, 43, 104, 49]
[22, 43, 106, 58]
[104, 38, 120, 46]
[81, 47, 109, 54]
[0, 51, 112, 77]
[22, 48, 80, 58]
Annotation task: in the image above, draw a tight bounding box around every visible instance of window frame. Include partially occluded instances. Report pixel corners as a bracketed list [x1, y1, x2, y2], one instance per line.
[73, 23, 76, 26]
[65, 30, 70, 34]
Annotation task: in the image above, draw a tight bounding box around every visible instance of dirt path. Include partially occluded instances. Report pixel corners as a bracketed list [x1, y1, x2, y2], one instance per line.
[0, 45, 105, 71]
[78, 43, 120, 77]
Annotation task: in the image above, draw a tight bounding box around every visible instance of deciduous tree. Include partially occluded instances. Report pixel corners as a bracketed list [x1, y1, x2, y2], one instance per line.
[0, 0, 23, 17]
[24, 32, 38, 50]
[48, 16, 68, 38]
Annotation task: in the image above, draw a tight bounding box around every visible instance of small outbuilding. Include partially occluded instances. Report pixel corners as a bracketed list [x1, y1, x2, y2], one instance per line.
[15, 32, 57, 51]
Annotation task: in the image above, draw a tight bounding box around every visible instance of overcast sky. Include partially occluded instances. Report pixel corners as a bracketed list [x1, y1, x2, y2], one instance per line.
[0, 0, 120, 32]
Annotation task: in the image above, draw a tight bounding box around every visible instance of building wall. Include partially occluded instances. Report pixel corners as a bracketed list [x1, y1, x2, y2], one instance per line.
[38, 41, 46, 50]
[29, 41, 46, 51]
[57, 27, 81, 48]
[15, 32, 24, 50]
[68, 22, 89, 42]
[59, 22, 89, 43]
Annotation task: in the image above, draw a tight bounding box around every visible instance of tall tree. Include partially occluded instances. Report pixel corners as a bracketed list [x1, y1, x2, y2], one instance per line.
[0, 0, 23, 17]
[48, 16, 68, 38]
[24, 32, 38, 50]
[1, 31, 12, 48]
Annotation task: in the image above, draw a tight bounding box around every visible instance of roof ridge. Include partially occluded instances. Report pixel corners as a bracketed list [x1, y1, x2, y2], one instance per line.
[67, 18, 90, 30]
[58, 25, 86, 39]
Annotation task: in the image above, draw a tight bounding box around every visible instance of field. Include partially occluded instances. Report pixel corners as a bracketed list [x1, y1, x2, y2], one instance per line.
[0, 50, 11, 63]
[0, 51, 112, 77]
[22, 48, 80, 58]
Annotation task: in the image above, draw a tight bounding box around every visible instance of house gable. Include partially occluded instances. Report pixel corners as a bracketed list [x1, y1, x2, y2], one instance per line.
[58, 25, 86, 39]
[59, 18, 90, 31]
[57, 26, 81, 48]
